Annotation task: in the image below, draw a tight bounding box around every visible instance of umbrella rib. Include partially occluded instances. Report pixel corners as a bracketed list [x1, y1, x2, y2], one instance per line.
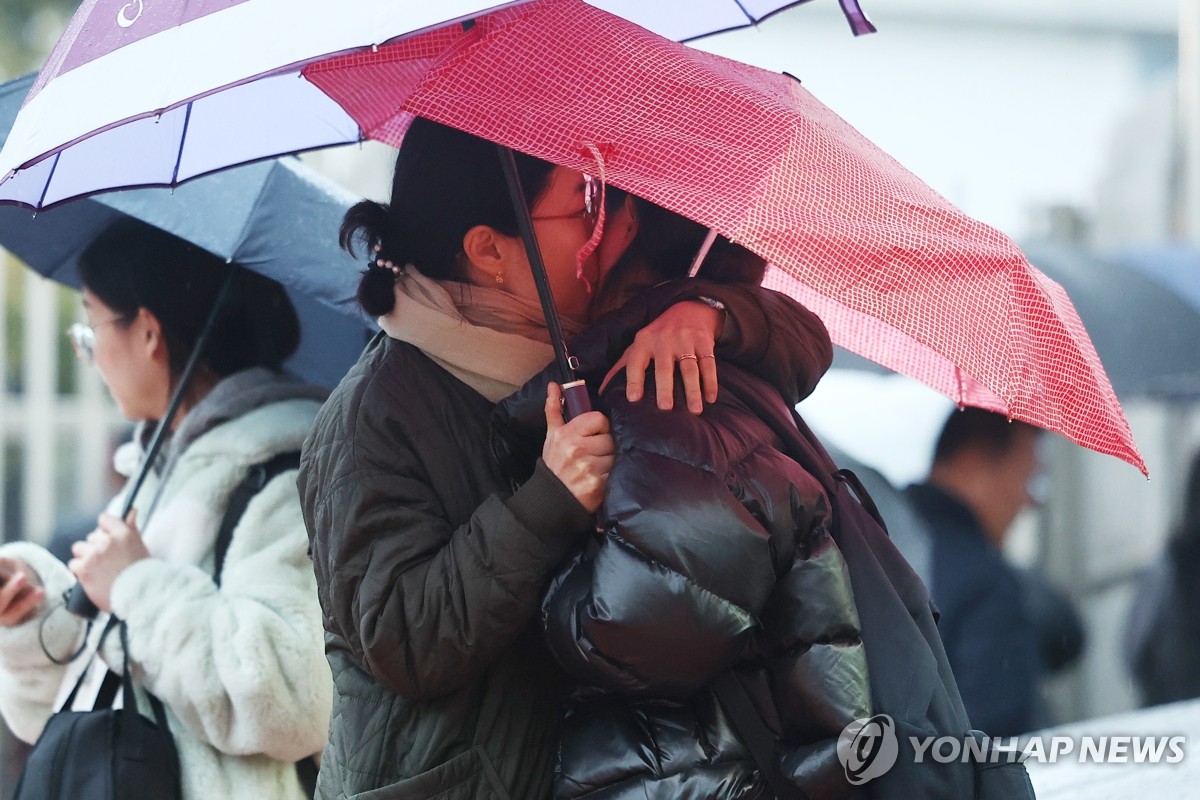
[230, 157, 288, 259]
[169, 102, 194, 186]
[730, 0, 755, 25]
[34, 152, 61, 209]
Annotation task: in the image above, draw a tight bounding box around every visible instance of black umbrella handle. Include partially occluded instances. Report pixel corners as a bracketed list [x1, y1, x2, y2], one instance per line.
[65, 268, 240, 620]
[495, 145, 591, 420]
[562, 379, 591, 420]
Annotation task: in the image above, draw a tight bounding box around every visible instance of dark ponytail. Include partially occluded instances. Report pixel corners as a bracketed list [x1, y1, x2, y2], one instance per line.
[340, 117, 556, 317]
[340, 200, 397, 318]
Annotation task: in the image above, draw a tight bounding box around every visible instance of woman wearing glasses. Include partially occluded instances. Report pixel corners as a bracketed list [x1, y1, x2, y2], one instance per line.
[0, 218, 330, 799]
[297, 118, 804, 800]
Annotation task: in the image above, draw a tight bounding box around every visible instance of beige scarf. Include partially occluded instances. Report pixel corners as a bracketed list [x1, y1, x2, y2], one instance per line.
[378, 266, 585, 402]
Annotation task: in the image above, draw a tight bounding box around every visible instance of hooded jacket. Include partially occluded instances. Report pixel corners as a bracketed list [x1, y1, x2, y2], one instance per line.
[493, 286, 872, 800]
[0, 368, 331, 800]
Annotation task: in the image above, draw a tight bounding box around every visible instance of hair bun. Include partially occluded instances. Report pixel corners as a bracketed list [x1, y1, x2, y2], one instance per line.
[357, 265, 398, 317]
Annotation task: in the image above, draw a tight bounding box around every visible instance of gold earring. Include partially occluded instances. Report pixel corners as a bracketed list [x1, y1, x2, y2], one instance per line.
[495, 272, 505, 285]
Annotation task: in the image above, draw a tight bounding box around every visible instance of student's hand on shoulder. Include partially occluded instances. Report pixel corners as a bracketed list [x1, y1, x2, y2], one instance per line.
[602, 300, 721, 415]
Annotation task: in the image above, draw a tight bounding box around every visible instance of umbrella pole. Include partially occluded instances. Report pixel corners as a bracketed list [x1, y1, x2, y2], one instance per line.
[65, 267, 240, 620]
[495, 144, 591, 419]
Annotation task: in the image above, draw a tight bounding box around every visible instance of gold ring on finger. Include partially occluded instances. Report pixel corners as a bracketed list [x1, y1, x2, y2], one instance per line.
[677, 354, 698, 362]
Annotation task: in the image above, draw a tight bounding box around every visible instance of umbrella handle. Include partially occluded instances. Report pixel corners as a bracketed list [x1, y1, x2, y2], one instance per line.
[495, 144, 579, 385]
[562, 379, 591, 421]
[494, 146, 591, 420]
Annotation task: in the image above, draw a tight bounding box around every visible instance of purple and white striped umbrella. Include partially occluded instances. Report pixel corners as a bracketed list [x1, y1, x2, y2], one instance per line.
[0, 0, 873, 209]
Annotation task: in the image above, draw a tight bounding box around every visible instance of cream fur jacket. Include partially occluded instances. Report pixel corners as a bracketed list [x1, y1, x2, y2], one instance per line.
[0, 369, 331, 800]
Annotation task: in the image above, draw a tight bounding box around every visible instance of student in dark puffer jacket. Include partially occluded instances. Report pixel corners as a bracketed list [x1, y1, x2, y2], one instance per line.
[493, 198, 872, 800]
[298, 121, 851, 800]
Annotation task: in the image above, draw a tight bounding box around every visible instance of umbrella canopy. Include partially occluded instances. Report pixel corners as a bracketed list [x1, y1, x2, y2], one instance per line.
[299, 0, 1143, 473]
[0, 74, 371, 388]
[0, 0, 1142, 473]
[0, 0, 866, 208]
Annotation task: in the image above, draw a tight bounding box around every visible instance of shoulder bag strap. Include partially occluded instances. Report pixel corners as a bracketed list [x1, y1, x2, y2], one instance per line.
[116, 620, 171, 732]
[56, 616, 121, 713]
[712, 671, 806, 800]
[833, 468, 890, 534]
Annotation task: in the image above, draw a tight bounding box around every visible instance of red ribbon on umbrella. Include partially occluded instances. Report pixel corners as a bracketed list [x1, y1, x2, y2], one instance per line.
[302, 0, 1144, 473]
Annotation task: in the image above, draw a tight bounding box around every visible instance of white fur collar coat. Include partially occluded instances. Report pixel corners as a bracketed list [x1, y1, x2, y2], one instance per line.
[0, 371, 331, 799]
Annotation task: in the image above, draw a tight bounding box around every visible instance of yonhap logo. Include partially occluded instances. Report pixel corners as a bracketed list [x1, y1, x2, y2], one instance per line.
[835, 718, 1185, 783]
[837, 714, 899, 785]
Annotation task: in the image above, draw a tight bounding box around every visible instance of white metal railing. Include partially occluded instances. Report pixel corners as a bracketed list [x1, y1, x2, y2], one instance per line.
[1, 251, 127, 548]
[0, 252, 129, 798]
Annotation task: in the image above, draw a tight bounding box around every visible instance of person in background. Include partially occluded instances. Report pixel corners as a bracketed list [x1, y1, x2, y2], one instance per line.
[0, 219, 330, 799]
[824, 439, 1083, 691]
[904, 407, 1044, 737]
[1125, 451, 1200, 706]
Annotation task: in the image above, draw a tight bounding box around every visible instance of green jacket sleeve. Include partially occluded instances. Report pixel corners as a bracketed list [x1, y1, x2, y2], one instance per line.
[306, 431, 591, 701]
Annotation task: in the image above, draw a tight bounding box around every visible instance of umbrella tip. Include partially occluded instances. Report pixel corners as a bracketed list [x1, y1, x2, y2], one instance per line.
[838, 0, 878, 36]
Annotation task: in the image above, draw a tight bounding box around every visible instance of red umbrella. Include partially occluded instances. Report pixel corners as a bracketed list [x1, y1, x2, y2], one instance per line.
[301, 0, 1145, 473]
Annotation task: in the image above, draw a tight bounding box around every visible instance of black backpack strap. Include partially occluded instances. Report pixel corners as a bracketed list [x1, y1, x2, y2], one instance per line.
[210, 451, 316, 797]
[713, 672, 806, 800]
[296, 755, 319, 798]
[212, 451, 301, 587]
[833, 468, 889, 535]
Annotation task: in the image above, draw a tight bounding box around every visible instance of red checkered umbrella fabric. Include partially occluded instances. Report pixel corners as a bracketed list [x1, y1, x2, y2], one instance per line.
[303, 0, 1144, 473]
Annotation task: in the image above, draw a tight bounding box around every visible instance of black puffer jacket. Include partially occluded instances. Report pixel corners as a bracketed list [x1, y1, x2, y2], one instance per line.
[494, 285, 872, 800]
